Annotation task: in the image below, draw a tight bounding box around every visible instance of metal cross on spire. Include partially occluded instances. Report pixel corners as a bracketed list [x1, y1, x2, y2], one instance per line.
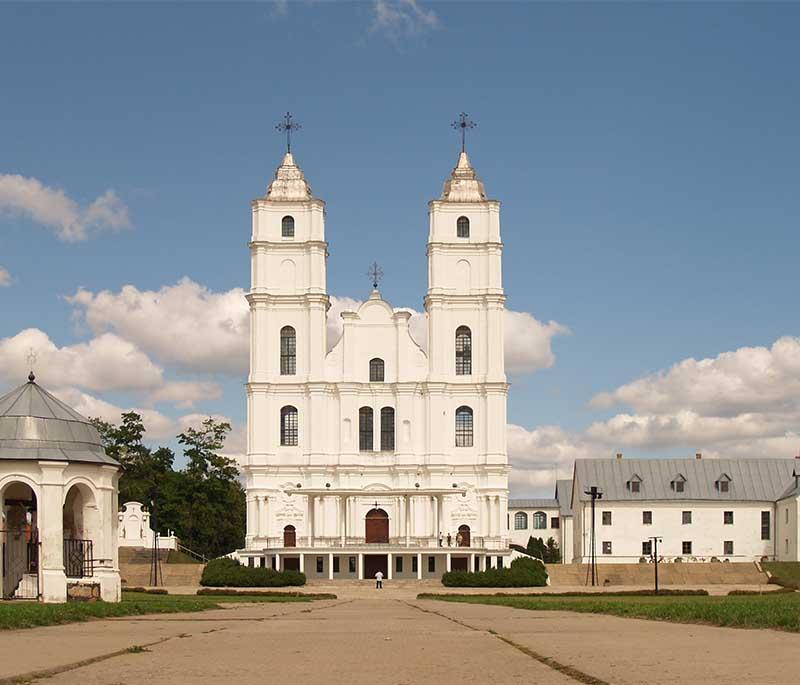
[275, 111, 302, 153]
[367, 261, 384, 290]
[451, 112, 477, 153]
[26, 347, 37, 382]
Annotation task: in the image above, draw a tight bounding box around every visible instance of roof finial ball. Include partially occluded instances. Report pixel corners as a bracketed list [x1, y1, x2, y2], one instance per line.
[26, 348, 37, 383]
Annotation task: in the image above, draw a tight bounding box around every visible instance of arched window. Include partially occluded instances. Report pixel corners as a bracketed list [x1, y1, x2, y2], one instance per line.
[369, 358, 385, 382]
[455, 326, 472, 375]
[514, 511, 528, 530]
[281, 215, 295, 237]
[280, 326, 296, 375]
[380, 407, 395, 452]
[359, 407, 374, 452]
[533, 511, 547, 529]
[457, 216, 470, 238]
[455, 406, 473, 447]
[280, 405, 298, 446]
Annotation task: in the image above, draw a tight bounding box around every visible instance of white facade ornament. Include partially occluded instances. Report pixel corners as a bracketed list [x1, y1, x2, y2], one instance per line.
[265, 152, 313, 201]
[440, 151, 487, 202]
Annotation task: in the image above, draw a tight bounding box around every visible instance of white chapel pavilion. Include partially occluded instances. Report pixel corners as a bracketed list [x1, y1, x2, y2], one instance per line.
[239, 142, 511, 579]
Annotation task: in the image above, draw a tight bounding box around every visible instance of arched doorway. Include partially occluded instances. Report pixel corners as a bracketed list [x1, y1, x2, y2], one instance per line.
[457, 524, 471, 547]
[1, 481, 39, 599]
[283, 525, 296, 547]
[63, 484, 98, 579]
[365, 508, 389, 544]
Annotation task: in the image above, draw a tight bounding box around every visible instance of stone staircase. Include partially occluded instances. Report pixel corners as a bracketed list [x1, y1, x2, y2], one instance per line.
[546, 562, 767, 587]
[119, 547, 205, 588]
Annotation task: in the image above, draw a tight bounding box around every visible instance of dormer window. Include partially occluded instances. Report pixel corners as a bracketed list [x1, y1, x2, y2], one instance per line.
[281, 215, 295, 237]
[626, 474, 642, 493]
[671, 474, 686, 493]
[716, 474, 732, 493]
[456, 216, 470, 238]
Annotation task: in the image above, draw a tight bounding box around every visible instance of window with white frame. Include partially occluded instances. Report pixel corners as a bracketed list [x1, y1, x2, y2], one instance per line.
[533, 511, 547, 530]
[514, 511, 528, 530]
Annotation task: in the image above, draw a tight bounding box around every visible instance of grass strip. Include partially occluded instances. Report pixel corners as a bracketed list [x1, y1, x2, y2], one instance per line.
[421, 592, 800, 632]
[0, 591, 321, 631]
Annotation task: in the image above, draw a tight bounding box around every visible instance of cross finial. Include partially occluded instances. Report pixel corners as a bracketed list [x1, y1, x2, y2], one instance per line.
[26, 348, 37, 383]
[451, 112, 477, 153]
[275, 112, 302, 153]
[367, 261, 384, 290]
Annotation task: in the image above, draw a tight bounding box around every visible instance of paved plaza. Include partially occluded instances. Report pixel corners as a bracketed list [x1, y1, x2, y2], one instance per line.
[1, 589, 798, 685]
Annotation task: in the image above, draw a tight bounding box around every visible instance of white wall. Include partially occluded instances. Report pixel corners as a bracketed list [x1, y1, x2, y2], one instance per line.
[776, 496, 799, 562]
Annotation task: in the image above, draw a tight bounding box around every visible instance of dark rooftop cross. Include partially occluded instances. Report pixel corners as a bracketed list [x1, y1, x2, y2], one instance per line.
[367, 261, 384, 290]
[275, 112, 302, 153]
[451, 112, 477, 153]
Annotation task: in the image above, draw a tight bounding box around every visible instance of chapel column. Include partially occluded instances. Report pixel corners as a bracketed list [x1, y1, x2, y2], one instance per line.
[39, 461, 67, 603]
[307, 495, 315, 547]
[404, 494, 411, 547]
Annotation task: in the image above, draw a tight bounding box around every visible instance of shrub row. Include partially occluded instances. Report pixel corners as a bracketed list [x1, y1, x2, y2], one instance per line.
[122, 587, 169, 595]
[441, 557, 548, 588]
[200, 558, 306, 587]
[196, 588, 335, 599]
[728, 587, 796, 596]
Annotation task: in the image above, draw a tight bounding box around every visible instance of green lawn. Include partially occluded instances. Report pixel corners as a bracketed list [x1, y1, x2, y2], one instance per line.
[0, 590, 326, 631]
[763, 562, 800, 586]
[420, 592, 800, 632]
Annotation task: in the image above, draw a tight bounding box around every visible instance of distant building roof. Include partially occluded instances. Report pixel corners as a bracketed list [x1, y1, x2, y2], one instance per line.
[0, 377, 119, 467]
[574, 458, 797, 503]
[555, 479, 574, 515]
[508, 498, 558, 509]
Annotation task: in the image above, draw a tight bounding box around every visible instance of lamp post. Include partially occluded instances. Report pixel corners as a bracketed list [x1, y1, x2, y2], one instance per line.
[648, 536, 663, 594]
[584, 486, 603, 586]
[149, 499, 162, 587]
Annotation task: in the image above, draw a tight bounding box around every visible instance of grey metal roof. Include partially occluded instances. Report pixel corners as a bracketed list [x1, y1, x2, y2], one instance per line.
[508, 498, 558, 509]
[555, 479, 574, 515]
[0, 379, 119, 467]
[574, 458, 798, 503]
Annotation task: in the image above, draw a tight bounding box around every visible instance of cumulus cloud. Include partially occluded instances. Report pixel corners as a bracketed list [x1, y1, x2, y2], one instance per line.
[148, 381, 224, 410]
[0, 174, 130, 242]
[0, 266, 10, 287]
[371, 0, 439, 37]
[68, 278, 250, 375]
[0, 328, 163, 393]
[505, 311, 570, 374]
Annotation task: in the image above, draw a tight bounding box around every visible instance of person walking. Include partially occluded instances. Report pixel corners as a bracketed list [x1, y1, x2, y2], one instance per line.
[375, 570, 384, 589]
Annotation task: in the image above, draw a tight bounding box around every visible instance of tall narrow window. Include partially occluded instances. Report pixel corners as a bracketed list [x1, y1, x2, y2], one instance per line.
[380, 407, 395, 451]
[455, 326, 472, 375]
[455, 406, 473, 447]
[761, 511, 771, 541]
[456, 216, 470, 238]
[280, 406, 298, 446]
[359, 407, 374, 452]
[280, 326, 296, 375]
[281, 215, 295, 237]
[369, 358, 385, 382]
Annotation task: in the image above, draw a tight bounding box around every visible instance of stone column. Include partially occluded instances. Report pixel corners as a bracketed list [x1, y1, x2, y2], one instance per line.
[275, 553, 281, 571]
[387, 552, 393, 580]
[299, 553, 305, 573]
[358, 553, 364, 580]
[260, 496, 269, 544]
[39, 462, 67, 603]
[416, 552, 423, 580]
[328, 552, 334, 580]
[246, 495, 257, 547]
[404, 494, 411, 547]
[437, 495, 444, 540]
[339, 495, 347, 546]
[255, 496, 264, 539]
[470, 553, 476, 573]
[307, 495, 314, 547]
[446, 553, 451, 572]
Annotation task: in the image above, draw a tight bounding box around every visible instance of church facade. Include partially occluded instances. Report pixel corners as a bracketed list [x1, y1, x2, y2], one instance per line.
[239, 147, 510, 579]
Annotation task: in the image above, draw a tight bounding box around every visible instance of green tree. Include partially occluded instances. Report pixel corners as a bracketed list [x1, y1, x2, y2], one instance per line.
[526, 536, 547, 559]
[545, 536, 562, 563]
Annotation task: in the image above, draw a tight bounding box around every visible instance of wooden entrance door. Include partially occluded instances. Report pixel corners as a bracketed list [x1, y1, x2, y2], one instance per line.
[458, 524, 471, 547]
[365, 508, 389, 543]
[283, 525, 296, 547]
[364, 554, 388, 579]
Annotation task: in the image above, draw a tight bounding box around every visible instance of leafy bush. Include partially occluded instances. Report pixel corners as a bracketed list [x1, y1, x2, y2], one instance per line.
[196, 588, 335, 598]
[728, 587, 796, 596]
[123, 587, 169, 595]
[200, 558, 305, 587]
[442, 556, 548, 587]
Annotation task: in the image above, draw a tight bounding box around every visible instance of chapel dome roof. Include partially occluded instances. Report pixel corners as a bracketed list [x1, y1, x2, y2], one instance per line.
[0, 378, 119, 467]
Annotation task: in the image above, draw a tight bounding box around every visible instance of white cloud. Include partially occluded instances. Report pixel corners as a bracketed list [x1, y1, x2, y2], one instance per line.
[0, 174, 130, 242]
[371, 0, 439, 37]
[0, 266, 10, 287]
[0, 328, 163, 393]
[68, 278, 249, 375]
[505, 311, 570, 375]
[148, 381, 223, 410]
[271, 0, 288, 17]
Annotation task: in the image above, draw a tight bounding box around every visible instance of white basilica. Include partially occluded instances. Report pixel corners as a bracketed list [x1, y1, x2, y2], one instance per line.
[239, 144, 510, 579]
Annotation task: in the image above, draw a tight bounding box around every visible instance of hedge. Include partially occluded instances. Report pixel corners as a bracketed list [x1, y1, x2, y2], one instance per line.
[200, 558, 306, 587]
[441, 557, 548, 588]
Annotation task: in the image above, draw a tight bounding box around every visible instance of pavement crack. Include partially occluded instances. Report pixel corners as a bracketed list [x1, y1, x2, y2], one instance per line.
[404, 601, 611, 685]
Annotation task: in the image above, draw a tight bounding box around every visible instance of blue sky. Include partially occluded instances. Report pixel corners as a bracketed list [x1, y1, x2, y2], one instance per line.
[1, 2, 799, 494]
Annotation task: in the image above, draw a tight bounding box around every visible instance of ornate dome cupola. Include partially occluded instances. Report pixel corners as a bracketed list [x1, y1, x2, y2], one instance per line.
[440, 151, 487, 203]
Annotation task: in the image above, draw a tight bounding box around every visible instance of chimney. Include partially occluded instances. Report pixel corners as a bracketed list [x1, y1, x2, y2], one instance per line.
[616, 452, 623, 460]
[696, 452, 702, 460]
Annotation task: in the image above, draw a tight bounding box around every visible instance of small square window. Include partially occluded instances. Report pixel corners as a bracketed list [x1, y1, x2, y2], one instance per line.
[602, 541, 612, 555]
[723, 511, 734, 525]
[602, 511, 612, 526]
[551, 517, 560, 529]
[348, 556, 356, 573]
[682, 541, 692, 555]
[643, 511, 653, 525]
[723, 540, 734, 556]
[682, 511, 692, 525]
[642, 540, 652, 556]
